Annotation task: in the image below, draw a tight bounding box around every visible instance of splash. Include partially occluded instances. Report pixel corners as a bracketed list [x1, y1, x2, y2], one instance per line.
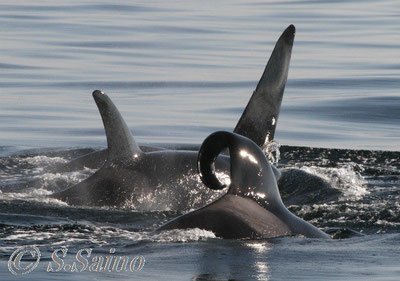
[24, 156, 69, 167]
[0, 154, 96, 185]
[32, 168, 96, 190]
[262, 140, 281, 164]
[149, 228, 217, 243]
[0, 155, 70, 184]
[0, 188, 68, 206]
[300, 163, 369, 200]
[121, 172, 228, 211]
[0, 224, 217, 251]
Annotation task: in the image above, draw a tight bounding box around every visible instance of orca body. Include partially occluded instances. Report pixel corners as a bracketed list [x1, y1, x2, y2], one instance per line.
[158, 132, 330, 239]
[50, 25, 296, 208]
[52, 24, 296, 174]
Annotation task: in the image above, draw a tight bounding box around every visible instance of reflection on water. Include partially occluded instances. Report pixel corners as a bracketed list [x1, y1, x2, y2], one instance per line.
[191, 241, 272, 281]
[0, 0, 399, 150]
[246, 242, 271, 281]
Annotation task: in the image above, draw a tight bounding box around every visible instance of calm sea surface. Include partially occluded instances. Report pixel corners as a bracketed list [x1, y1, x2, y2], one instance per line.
[0, 1, 399, 280]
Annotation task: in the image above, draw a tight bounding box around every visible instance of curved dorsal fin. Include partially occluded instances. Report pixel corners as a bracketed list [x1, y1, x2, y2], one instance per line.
[197, 131, 284, 209]
[234, 24, 296, 146]
[92, 90, 143, 162]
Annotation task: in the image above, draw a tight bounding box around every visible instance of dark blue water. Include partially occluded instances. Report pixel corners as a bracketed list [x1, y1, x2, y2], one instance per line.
[0, 1, 399, 280]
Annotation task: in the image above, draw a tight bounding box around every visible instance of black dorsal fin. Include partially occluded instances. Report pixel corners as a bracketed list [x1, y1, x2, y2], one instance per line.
[92, 90, 143, 162]
[197, 131, 284, 209]
[234, 24, 296, 146]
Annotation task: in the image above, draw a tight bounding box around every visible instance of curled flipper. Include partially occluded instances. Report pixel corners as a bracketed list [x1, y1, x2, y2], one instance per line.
[197, 132, 233, 190]
[197, 131, 281, 206]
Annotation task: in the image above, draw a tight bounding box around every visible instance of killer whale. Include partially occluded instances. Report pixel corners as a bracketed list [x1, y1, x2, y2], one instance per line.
[158, 131, 330, 239]
[50, 90, 231, 207]
[49, 24, 296, 208]
[50, 24, 296, 174]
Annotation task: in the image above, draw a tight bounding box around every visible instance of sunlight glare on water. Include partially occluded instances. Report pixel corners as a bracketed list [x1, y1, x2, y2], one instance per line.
[0, 1, 399, 281]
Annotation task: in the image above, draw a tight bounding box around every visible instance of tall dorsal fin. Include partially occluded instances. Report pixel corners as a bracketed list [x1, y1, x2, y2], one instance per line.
[234, 24, 296, 146]
[197, 131, 284, 209]
[92, 90, 143, 162]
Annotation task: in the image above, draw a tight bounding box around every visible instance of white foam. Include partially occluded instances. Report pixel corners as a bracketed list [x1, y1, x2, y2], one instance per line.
[149, 228, 217, 243]
[2, 224, 217, 247]
[0, 155, 76, 183]
[300, 164, 369, 200]
[0, 188, 68, 206]
[32, 167, 96, 188]
[24, 156, 69, 166]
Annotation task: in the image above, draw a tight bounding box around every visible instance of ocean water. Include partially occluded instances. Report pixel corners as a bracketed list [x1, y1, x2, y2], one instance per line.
[0, 0, 399, 280]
